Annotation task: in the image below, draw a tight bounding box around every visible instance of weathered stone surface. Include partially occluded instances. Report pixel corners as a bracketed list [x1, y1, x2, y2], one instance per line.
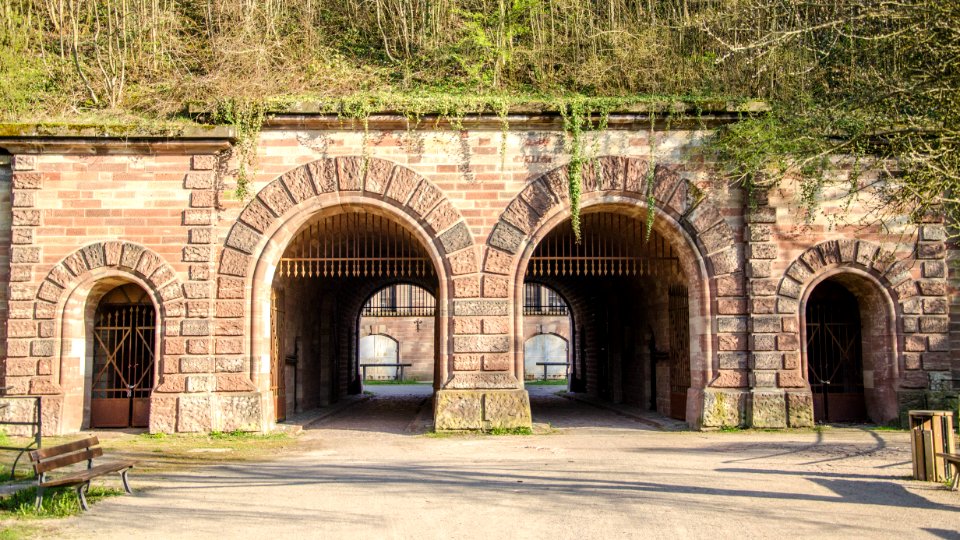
[919, 316, 948, 333]
[182, 246, 211, 262]
[453, 354, 482, 371]
[750, 391, 787, 428]
[259, 182, 294, 217]
[219, 249, 250, 277]
[180, 357, 213, 373]
[483, 248, 513, 275]
[787, 392, 814, 427]
[778, 372, 806, 388]
[700, 224, 734, 254]
[12, 171, 43, 189]
[192, 155, 216, 170]
[434, 390, 483, 429]
[281, 167, 315, 203]
[482, 276, 509, 298]
[709, 248, 740, 275]
[306, 159, 337, 193]
[177, 396, 213, 432]
[408, 181, 441, 217]
[453, 300, 508, 316]
[12, 209, 40, 226]
[717, 316, 748, 333]
[12, 246, 40, 264]
[184, 172, 214, 189]
[453, 335, 510, 353]
[701, 390, 746, 427]
[438, 222, 472, 254]
[482, 391, 532, 429]
[541, 166, 571, 202]
[425, 201, 460, 234]
[440, 372, 521, 392]
[447, 249, 478, 275]
[216, 374, 256, 392]
[225, 223, 261, 255]
[239, 198, 276, 233]
[481, 354, 511, 371]
[751, 352, 782, 370]
[148, 397, 178, 434]
[218, 395, 261, 431]
[216, 357, 246, 372]
[336, 156, 364, 191]
[452, 276, 481, 298]
[217, 276, 245, 299]
[488, 221, 525, 254]
[718, 352, 748, 370]
[363, 158, 392, 194]
[501, 198, 540, 234]
[715, 274, 745, 297]
[182, 319, 210, 336]
[385, 166, 419, 203]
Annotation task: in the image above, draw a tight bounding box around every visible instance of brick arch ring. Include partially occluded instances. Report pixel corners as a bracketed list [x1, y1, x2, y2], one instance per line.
[772, 239, 934, 422]
[485, 156, 744, 424]
[28, 242, 184, 433]
[216, 156, 475, 412]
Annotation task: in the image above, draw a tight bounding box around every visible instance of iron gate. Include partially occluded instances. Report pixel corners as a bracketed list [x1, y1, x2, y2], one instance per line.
[806, 281, 866, 423]
[271, 288, 287, 422]
[668, 285, 690, 420]
[91, 284, 155, 428]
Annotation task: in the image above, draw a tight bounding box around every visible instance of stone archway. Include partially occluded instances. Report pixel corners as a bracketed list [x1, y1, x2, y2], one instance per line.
[774, 239, 948, 424]
[23, 242, 183, 433]
[485, 156, 744, 428]
[216, 157, 475, 430]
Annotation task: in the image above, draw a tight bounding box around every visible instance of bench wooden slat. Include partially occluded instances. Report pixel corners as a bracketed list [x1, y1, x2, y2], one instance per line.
[40, 461, 135, 488]
[32, 447, 104, 474]
[936, 452, 960, 462]
[30, 436, 100, 461]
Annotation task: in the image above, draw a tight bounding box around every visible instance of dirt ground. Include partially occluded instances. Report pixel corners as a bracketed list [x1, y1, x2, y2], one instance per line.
[28, 386, 960, 538]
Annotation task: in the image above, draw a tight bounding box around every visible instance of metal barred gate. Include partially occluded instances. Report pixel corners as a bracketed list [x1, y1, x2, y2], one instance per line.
[668, 285, 690, 420]
[806, 281, 866, 423]
[271, 288, 287, 422]
[91, 284, 156, 428]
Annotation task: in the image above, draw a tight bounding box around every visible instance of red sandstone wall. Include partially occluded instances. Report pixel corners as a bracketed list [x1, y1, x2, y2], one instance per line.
[0, 123, 954, 433]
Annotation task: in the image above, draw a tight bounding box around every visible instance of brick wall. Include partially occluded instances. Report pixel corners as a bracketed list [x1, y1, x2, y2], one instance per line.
[0, 118, 953, 433]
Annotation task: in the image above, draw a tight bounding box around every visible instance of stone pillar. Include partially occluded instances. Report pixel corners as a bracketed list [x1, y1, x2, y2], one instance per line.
[744, 196, 792, 428]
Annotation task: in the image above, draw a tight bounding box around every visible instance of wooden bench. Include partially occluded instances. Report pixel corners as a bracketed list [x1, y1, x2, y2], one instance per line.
[28, 436, 135, 511]
[938, 452, 960, 491]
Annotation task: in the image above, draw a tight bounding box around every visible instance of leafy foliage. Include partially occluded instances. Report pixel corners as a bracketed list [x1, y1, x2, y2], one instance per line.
[0, 0, 957, 225]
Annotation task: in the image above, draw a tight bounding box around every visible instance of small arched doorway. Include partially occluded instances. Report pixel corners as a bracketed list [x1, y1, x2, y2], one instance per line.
[805, 279, 867, 423]
[89, 283, 157, 428]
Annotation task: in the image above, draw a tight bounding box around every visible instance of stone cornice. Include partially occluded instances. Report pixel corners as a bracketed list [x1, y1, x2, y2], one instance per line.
[0, 124, 235, 155]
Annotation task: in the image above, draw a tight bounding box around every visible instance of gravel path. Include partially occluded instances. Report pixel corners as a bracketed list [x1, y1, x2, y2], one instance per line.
[49, 388, 960, 539]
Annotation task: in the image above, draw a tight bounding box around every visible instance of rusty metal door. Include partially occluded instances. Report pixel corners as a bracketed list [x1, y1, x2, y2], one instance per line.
[91, 285, 155, 428]
[271, 288, 287, 422]
[806, 281, 867, 423]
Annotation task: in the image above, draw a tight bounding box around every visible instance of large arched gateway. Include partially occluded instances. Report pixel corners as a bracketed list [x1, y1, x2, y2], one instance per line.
[1, 115, 951, 434]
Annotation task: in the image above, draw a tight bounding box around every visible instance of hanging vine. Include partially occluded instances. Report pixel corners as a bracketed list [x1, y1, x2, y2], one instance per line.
[212, 98, 267, 199]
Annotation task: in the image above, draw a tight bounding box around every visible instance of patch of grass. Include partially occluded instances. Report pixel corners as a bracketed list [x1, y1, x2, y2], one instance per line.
[0, 523, 42, 540]
[486, 426, 533, 436]
[866, 425, 907, 432]
[526, 379, 568, 386]
[207, 430, 287, 441]
[0, 486, 122, 519]
[362, 379, 421, 385]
